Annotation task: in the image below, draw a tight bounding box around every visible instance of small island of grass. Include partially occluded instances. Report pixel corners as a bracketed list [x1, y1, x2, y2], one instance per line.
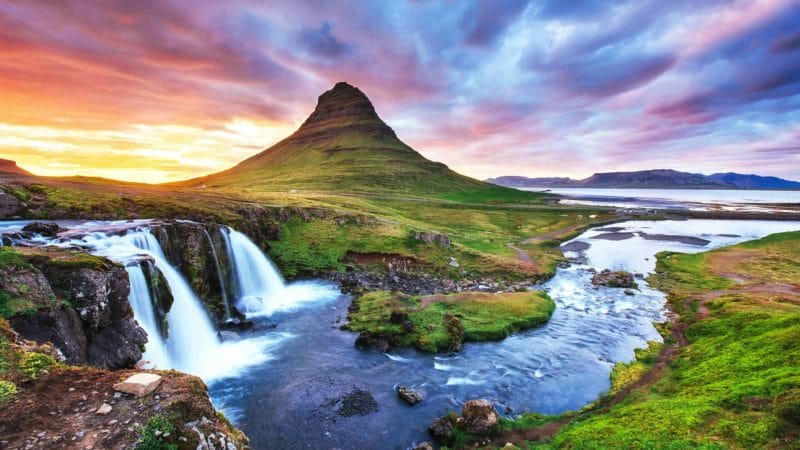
[347, 290, 555, 353]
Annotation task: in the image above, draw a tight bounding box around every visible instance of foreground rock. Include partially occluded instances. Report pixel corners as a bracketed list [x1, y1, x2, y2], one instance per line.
[591, 269, 636, 289]
[21, 221, 64, 237]
[113, 373, 163, 397]
[429, 399, 499, 445]
[396, 385, 423, 405]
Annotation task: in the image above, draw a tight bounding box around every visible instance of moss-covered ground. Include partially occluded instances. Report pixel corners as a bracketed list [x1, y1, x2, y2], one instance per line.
[347, 290, 555, 352]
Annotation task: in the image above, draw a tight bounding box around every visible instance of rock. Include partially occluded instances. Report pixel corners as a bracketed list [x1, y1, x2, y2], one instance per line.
[389, 310, 409, 324]
[21, 222, 64, 237]
[624, 289, 636, 296]
[96, 403, 112, 415]
[591, 269, 636, 289]
[414, 442, 435, 450]
[354, 331, 391, 353]
[0, 190, 24, 218]
[461, 399, 499, 434]
[428, 414, 457, 445]
[410, 231, 451, 248]
[113, 373, 162, 397]
[448, 257, 459, 268]
[217, 331, 240, 342]
[396, 386, 423, 405]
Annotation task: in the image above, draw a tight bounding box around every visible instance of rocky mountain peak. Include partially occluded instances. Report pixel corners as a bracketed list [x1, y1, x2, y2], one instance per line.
[295, 82, 396, 139]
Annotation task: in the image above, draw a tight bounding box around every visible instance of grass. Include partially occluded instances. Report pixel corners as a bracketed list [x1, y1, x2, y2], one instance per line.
[136, 414, 178, 450]
[347, 290, 555, 352]
[538, 230, 800, 449]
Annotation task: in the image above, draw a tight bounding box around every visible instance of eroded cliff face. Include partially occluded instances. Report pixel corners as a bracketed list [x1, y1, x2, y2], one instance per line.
[1, 247, 146, 369]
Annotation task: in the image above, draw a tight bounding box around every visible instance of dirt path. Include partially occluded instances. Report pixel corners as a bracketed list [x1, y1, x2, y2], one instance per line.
[506, 242, 534, 264]
[521, 223, 589, 245]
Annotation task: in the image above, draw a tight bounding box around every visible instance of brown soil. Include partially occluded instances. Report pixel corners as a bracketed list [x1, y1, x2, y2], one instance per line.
[0, 367, 247, 449]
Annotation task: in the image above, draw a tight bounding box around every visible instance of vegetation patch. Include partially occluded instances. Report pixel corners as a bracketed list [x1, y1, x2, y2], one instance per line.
[347, 290, 555, 352]
[544, 230, 800, 448]
[136, 414, 178, 450]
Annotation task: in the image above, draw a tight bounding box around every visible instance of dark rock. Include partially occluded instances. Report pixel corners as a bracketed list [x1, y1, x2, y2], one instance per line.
[401, 319, 415, 332]
[461, 399, 499, 434]
[21, 222, 64, 237]
[414, 442, 435, 450]
[561, 241, 591, 252]
[624, 289, 636, 296]
[217, 331, 240, 342]
[428, 413, 457, 445]
[397, 386, 423, 405]
[389, 309, 409, 324]
[444, 314, 464, 353]
[5, 250, 147, 369]
[354, 331, 391, 353]
[0, 190, 24, 218]
[591, 269, 636, 289]
[409, 231, 451, 248]
[220, 318, 254, 331]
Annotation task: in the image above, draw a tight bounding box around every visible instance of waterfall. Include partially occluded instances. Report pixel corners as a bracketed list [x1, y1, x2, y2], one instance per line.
[225, 228, 286, 315]
[126, 263, 169, 368]
[203, 228, 231, 322]
[128, 231, 222, 376]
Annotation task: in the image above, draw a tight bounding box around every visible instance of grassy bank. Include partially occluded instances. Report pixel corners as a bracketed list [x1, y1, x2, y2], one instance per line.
[504, 230, 800, 449]
[347, 290, 555, 352]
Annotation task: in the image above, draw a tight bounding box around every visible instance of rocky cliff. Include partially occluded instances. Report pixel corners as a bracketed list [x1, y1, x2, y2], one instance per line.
[1, 247, 146, 369]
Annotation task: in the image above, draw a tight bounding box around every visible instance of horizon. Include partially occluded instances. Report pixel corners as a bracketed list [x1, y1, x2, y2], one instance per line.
[1, 1, 799, 183]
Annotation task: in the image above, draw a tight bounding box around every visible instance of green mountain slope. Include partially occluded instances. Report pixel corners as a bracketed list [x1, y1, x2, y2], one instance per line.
[180, 82, 532, 201]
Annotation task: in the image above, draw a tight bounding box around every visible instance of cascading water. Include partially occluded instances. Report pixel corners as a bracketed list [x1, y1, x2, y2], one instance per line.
[225, 228, 285, 314]
[128, 231, 222, 375]
[126, 263, 169, 368]
[203, 228, 232, 322]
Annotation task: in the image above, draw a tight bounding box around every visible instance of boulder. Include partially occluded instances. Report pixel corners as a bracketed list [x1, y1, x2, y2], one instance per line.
[113, 373, 162, 397]
[428, 413, 457, 445]
[591, 269, 636, 288]
[21, 222, 64, 237]
[414, 442, 435, 450]
[218, 330, 240, 342]
[461, 399, 499, 434]
[624, 289, 636, 296]
[397, 385, 423, 405]
[410, 231, 451, 248]
[0, 191, 24, 218]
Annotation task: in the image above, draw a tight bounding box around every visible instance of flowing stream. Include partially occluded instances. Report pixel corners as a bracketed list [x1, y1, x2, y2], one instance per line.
[2, 218, 800, 449]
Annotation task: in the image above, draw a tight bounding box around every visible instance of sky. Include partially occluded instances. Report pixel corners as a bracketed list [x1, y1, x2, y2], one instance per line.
[1, 0, 799, 183]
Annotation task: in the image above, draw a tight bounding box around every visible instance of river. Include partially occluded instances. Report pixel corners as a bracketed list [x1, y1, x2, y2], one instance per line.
[2, 218, 799, 449]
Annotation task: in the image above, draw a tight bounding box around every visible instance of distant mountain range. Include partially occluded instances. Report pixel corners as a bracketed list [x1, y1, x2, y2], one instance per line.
[487, 169, 800, 190]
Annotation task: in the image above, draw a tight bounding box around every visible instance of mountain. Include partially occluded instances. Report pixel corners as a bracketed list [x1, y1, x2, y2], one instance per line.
[0, 158, 32, 176]
[708, 172, 800, 190]
[487, 169, 800, 190]
[180, 82, 517, 198]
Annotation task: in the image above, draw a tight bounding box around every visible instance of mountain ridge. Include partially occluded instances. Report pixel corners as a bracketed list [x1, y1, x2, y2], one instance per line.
[487, 169, 800, 190]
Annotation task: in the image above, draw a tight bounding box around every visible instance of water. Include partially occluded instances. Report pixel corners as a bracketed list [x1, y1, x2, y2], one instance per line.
[208, 218, 800, 449]
[126, 264, 169, 367]
[520, 187, 800, 212]
[203, 228, 231, 321]
[3, 218, 800, 448]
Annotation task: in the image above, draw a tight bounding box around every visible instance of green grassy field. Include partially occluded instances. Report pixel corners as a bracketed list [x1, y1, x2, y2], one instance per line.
[502, 231, 800, 449]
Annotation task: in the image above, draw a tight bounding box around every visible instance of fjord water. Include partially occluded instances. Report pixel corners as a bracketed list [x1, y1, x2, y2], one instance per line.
[522, 187, 800, 212]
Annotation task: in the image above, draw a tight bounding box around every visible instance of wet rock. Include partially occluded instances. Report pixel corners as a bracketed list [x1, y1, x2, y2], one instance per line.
[461, 399, 499, 434]
[444, 314, 464, 353]
[220, 318, 254, 331]
[218, 331, 240, 342]
[591, 269, 636, 289]
[409, 231, 451, 248]
[354, 331, 391, 353]
[414, 442, 435, 450]
[624, 289, 636, 296]
[560, 241, 590, 252]
[396, 386, 423, 405]
[428, 413, 457, 445]
[113, 373, 162, 397]
[21, 222, 64, 237]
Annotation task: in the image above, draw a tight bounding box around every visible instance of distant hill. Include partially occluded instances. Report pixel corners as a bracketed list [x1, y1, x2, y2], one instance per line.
[0, 159, 32, 176]
[178, 82, 526, 200]
[487, 169, 800, 190]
